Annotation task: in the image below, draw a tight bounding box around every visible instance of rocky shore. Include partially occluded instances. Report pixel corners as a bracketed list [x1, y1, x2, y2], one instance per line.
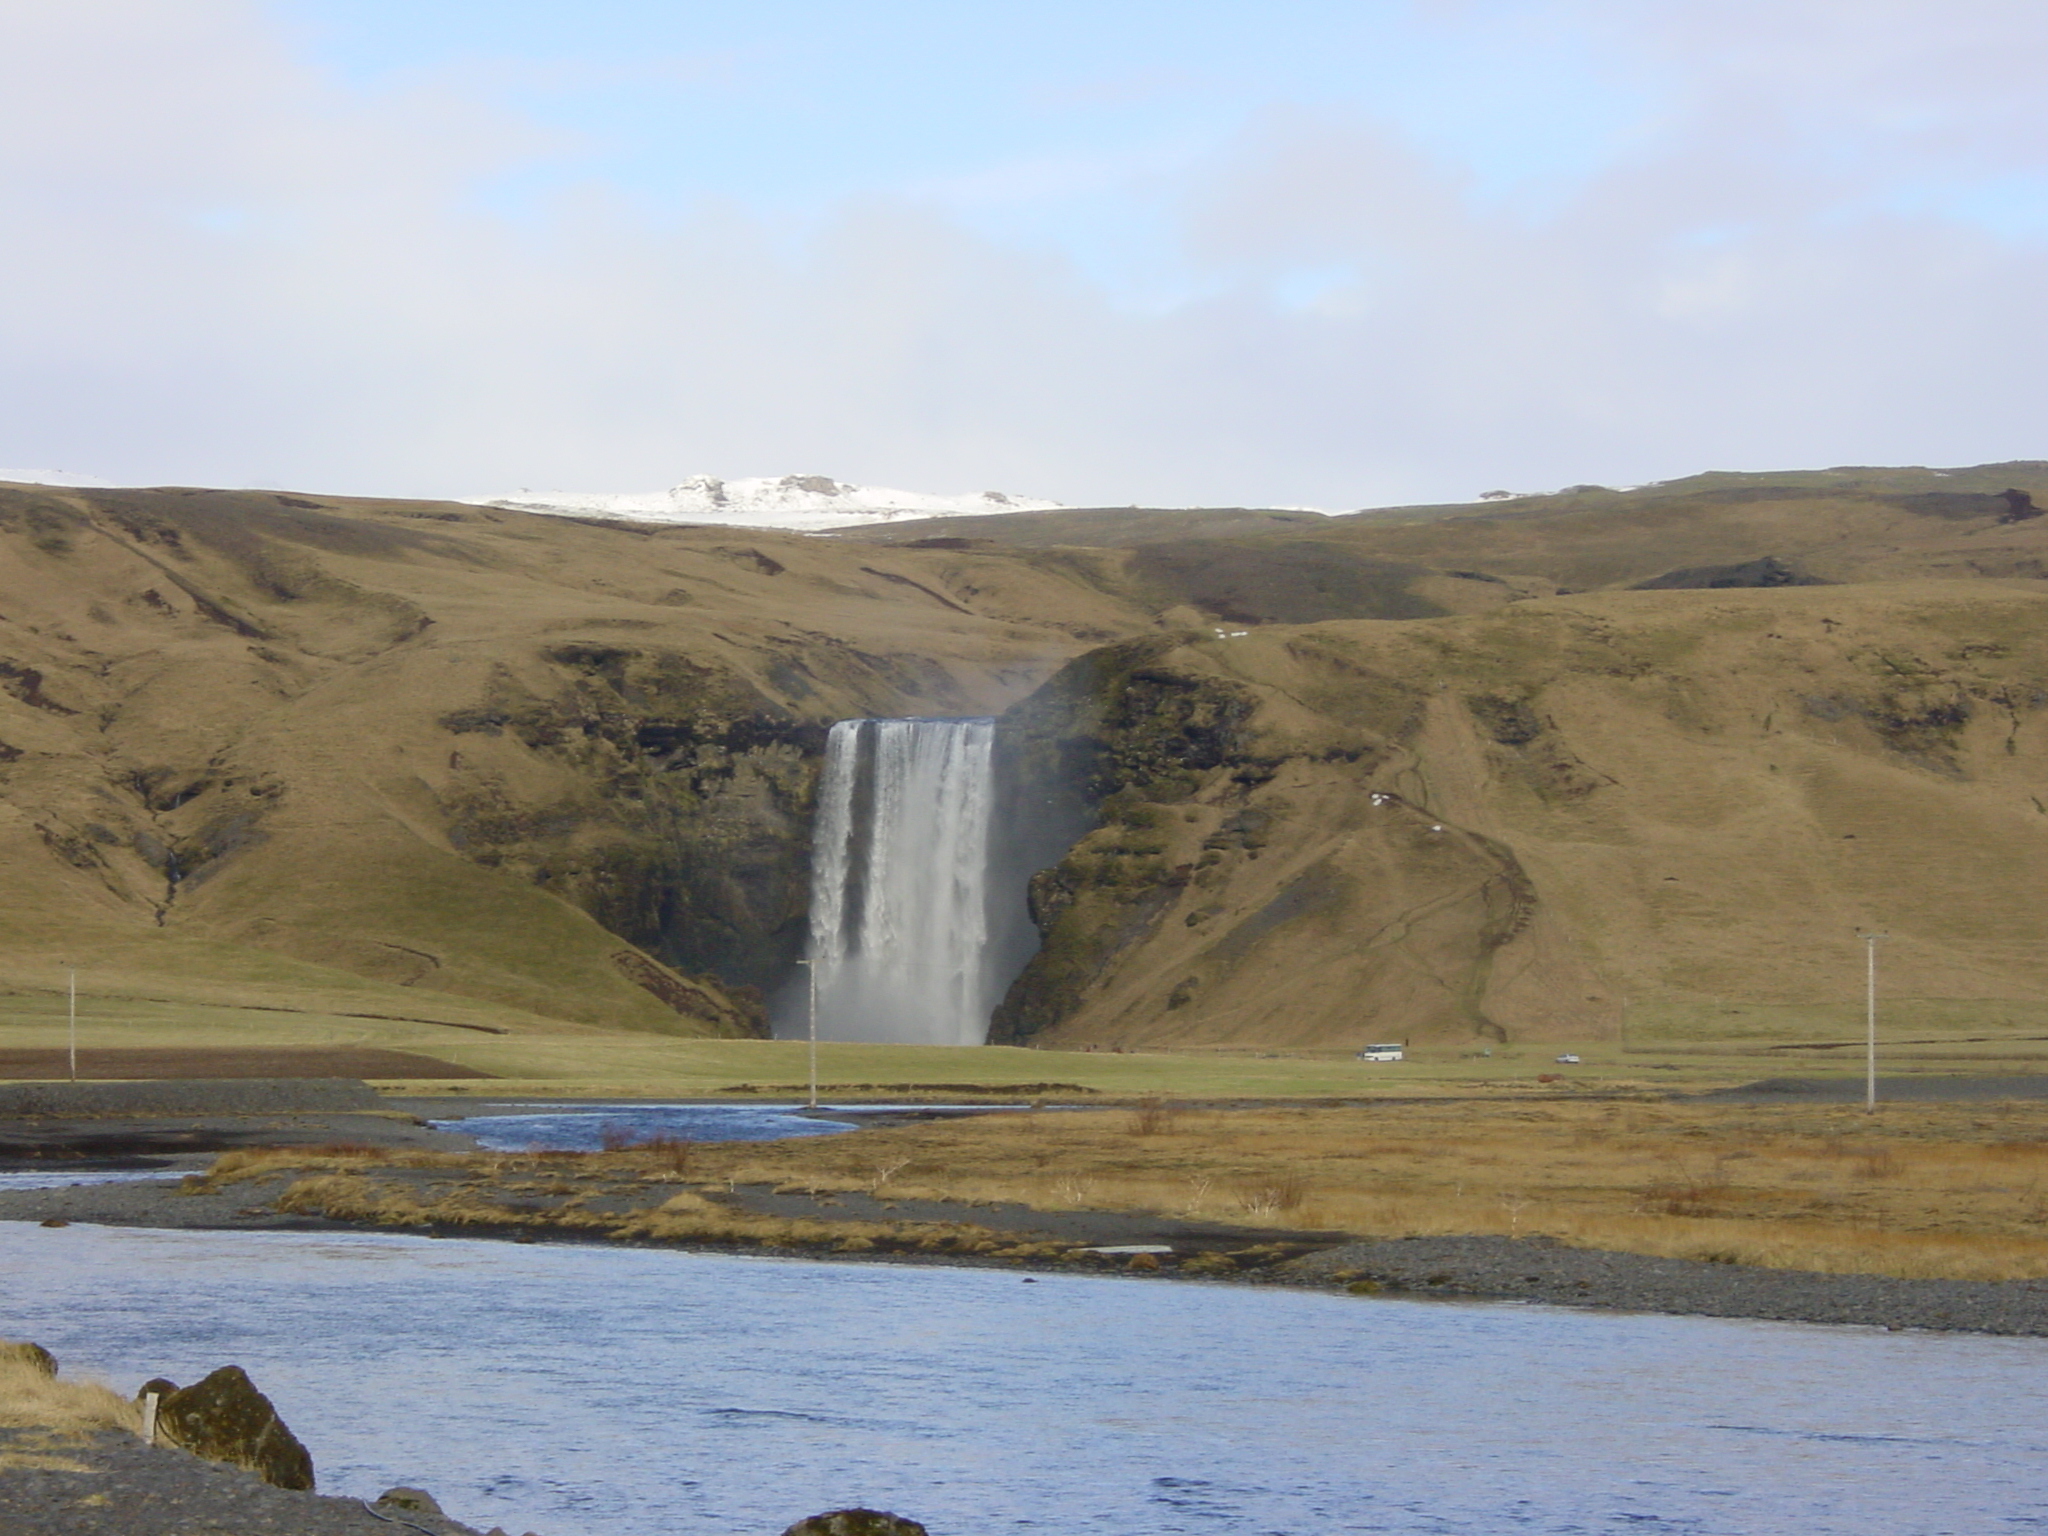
[0, 1428, 506, 1536]
[0, 1425, 925, 1536]
[0, 1337, 925, 1536]
[0, 1337, 522, 1536]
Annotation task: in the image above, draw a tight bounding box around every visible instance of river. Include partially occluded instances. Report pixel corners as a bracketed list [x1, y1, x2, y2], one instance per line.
[4, 1222, 2043, 1534]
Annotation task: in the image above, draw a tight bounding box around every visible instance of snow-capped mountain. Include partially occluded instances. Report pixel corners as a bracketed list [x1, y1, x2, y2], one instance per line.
[474, 474, 1063, 533]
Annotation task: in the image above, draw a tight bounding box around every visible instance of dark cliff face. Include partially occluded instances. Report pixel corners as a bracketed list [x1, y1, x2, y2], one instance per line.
[988, 639, 1262, 1045]
[450, 630, 1245, 1040]
[445, 637, 1245, 1044]
[982, 628, 1597, 1051]
[432, 636, 1279, 1044]
[438, 645, 831, 1032]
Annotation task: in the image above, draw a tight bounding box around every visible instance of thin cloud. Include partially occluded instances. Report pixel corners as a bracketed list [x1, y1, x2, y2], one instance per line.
[0, 0, 2043, 509]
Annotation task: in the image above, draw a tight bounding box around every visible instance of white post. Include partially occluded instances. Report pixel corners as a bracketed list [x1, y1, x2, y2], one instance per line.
[140, 1390, 159, 1445]
[67, 969, 77, 1083]
[1861, 932, 1887, 1113]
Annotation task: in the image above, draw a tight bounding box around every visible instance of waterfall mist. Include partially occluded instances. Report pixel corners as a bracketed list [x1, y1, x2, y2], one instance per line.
[794, 717, 1007, 1046]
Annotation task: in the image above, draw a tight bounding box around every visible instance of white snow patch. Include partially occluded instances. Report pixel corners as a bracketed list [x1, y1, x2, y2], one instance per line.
[471, 473, 1064, 533]
[0, 467, 117, 488]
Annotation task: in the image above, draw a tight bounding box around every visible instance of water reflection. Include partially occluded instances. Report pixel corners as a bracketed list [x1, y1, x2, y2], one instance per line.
[432, 1103, 860, 1151]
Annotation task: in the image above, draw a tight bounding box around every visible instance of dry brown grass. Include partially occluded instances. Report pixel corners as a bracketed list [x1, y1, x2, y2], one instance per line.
[673, 1098, 2048, 1282]
[639, 1137, 696, 1175]
[200, 1145, 480, 1187]
[0, 1342, 138, 1445]
[205, 1098, 2048, 1282]
[1127, 1097, 1188, 1136]
[254, 1150, 1077, 1263]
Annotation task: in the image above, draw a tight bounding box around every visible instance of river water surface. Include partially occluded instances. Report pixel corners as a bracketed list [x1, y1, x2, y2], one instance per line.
[428, 1102, 863, 1151]
[4, 1223, 2044, 1535]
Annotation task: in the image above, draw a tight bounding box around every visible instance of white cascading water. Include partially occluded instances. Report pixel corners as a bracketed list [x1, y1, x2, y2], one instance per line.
[803, 717, 999, 1045]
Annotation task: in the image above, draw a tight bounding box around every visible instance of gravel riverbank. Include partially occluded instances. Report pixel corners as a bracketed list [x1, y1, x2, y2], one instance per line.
[1273, 1235, 2048, 1334]
[0, 1079, 478, 1165]
[6, 1170, 2045, 1336]
[0, 1429, 507, 1536]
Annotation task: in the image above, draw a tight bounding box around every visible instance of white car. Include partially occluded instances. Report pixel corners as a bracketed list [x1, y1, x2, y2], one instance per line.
[1356, 1043, 1405, 1062]
[1554, 1053, 1581, 1065]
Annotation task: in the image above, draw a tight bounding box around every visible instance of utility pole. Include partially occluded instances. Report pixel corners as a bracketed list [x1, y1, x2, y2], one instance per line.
[67, 968, 77, 1083]
[1860, 932, 1888, 1113]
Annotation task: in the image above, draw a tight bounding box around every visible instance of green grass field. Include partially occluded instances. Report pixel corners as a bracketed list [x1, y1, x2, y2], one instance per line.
[2, 982, 2043, 1100]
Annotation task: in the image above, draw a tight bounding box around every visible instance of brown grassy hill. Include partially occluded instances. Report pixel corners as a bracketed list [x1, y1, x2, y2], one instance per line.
[991, 580, 2048, 1053]
[1306, 463, 2048, 592]
[852, 461, 2048, 611]
[3, 468, 2046, 1061]
[853, 505, 1335, 547]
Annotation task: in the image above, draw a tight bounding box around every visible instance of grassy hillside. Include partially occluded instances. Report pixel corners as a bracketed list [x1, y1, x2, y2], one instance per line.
[1307, 463, 2048, 592]
[992, 581, 2048, 1057]
[2, 465, 2045, 1068]
[849, 464, 2048, 635]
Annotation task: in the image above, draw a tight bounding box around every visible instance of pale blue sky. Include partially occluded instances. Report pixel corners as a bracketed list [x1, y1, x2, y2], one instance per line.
[280, 0, 1663, 302]
[2, 1, 2045, 506]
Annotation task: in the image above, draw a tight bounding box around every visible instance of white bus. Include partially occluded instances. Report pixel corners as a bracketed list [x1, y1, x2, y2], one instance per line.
[1355, 1043, 1405, 1062]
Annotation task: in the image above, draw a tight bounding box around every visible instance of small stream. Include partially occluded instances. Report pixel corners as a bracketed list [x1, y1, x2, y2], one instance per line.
[4, 1222, 2045, 1535]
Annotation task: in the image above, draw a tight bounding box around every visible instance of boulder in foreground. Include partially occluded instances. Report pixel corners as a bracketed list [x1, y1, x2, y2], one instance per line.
[783, 1511, 930, 1536]
[143, 1365, 315, 1491]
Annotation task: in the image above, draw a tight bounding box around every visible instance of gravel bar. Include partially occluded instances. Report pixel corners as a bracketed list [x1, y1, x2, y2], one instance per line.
[1277, 1234, 2048, 1335]
[0, 1080, 383, 1117]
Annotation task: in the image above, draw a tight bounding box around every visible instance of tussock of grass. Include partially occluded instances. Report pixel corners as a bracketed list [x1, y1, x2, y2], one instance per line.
[265, 1160, 1051, 1259]
[0, 1342, 138, 1437]
[200, 1145, 470, 1188]
[1127, 1097, 1188, 1136]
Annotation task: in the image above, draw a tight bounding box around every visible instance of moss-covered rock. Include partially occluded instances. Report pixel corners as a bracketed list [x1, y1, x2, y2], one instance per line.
[146, 1366, 314, 1492]
[782, 1511, 928, 1536]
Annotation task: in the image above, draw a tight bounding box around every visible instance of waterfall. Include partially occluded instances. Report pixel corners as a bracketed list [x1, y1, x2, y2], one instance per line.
[800, 717, 1000, 1046]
